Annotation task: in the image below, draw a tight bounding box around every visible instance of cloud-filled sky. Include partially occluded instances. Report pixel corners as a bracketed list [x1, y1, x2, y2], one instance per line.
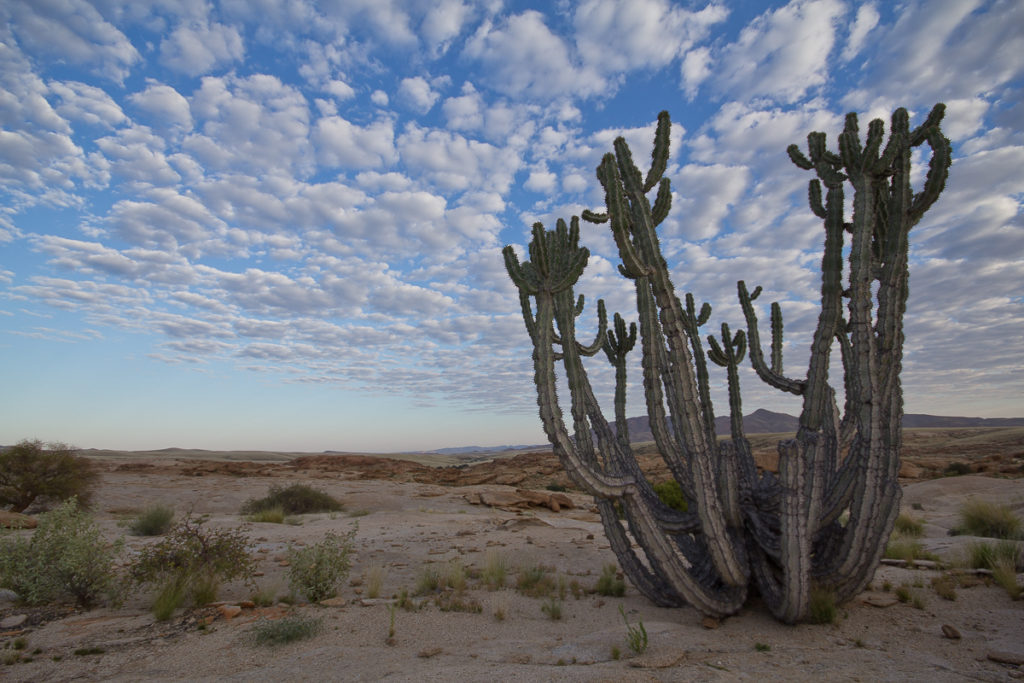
[1, 0, 1022, 452]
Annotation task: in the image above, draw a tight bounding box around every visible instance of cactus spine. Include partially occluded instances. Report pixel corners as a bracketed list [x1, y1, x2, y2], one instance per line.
[503, 106, 951, 622]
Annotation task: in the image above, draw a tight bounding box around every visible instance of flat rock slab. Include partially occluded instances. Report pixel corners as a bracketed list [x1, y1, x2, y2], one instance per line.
[0, 510, 36, 529]
[861, 593, 900, 608]
[1, 614, 28, 629]
[987, 650, 1024, 666]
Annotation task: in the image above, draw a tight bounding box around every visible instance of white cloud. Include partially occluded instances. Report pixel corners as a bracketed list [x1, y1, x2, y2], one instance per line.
[524, 162, 557, 194]
[421, 0, 472, 54]
[442, 83, 484, 131]
[397, 124, 522, 193]
[325, 79, 356, 100]
[313, 116, 398, 169]
[680, 47, 712, 99]
[128, 81, 194, 133]
[159, 21, 245, 77]
[398, 76, 440, 113]
[841, 2, 879, 62]
[371, 90, 389, 106]
[49, 80, 126, 128]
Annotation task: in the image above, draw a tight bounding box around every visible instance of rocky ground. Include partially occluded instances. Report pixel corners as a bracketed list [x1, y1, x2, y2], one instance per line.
[1, 431, 1023, 681]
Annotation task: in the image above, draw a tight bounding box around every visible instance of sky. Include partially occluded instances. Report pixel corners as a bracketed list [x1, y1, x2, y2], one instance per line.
[1, 0, 1022, 453]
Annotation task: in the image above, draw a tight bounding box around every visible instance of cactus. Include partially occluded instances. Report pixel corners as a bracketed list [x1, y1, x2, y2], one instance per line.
[502, 106, 951, 623]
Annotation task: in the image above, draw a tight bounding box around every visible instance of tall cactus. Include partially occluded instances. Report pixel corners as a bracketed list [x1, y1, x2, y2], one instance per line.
[502, 106, 951, 623]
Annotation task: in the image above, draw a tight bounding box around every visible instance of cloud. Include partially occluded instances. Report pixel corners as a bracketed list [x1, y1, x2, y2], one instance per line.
[128, 82, 194, 133]
[840, 2, 879, 62]
[397, 124, 522, 193]
[159, 21, 245, 77]
[48, 80, 126, 128]
[398, 76, 440, 113]
[421, 0, 472, 55]
[313, 116, 398, 169]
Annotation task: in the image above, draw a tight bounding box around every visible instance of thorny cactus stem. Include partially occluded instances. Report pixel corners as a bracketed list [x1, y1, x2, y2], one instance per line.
[502, 106, 951, 623]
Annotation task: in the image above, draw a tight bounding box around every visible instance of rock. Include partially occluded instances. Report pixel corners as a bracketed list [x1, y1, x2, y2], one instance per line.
[941, 624, 961, 640]
[701, 616, 721, 630]
[464, 488, 574, 512]
[0, 614, 28, 629]
[319, 596, 347, 607]
[861, 593, 900, 608]
[988, 650, 1024, 666]
[217, 605, 242, 620]
[418, 647, 443, 658]
[629, 649, 687, 669]
[239, 600, 256, 609]
[899, 461, 925, 478]
[0, 510, 36, 529]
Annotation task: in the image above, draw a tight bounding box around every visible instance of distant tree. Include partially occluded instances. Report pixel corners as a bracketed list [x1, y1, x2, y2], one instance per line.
[0, 439, 98, 513]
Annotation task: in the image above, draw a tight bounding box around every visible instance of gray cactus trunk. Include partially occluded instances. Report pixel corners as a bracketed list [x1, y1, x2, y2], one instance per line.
[503, 106, 951, 623]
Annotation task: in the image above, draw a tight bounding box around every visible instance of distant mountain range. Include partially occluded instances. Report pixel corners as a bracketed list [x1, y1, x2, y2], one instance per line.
[433, 409, 1024, 455]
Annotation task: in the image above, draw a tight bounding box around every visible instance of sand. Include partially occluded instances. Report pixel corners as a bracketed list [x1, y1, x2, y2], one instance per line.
[1, 457, 1022, 682]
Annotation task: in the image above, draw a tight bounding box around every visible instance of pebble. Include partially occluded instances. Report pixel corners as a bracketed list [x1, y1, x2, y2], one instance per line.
[941, 624, 961, 640]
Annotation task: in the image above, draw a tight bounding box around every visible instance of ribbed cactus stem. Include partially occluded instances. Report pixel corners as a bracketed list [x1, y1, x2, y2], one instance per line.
[504, 106, 950, 623]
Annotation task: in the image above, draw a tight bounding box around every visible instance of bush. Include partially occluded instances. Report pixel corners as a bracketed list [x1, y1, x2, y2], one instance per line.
[241, 484, 343, 516]
[250, 615, 322, 646]
[652, 480, 688, 513]
[0, 440, 97, 513]
[0, 498, 122, 607]
[129, 514, 255, 612]
[287, 527, 356, 602]
[964, 540, 1023, 571]
[953, 499, 1022, 540]
[129, 505, 175, 536]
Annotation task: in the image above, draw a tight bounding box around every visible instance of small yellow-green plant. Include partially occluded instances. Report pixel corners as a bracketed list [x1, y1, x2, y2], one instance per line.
[884, 537, 939, 566]
[963, 540, 1022, 570]
[930, 574, 957, 601]
[953, 499, 1022, 540]
[992, 560, 1023, 600]
[620, 605, 648, 654]
[808, 587, 837, 624]
[541, 596, 562, 620]
[365, 565, 384, 599]
[246, 506, 286, 524]
[515, 563, 556, 598]
[480, 550, 509, 590]
[129, 504, 175, 536]
[652, 479, 687, 513]
[287, 527, 356, 602]
[594, 563, 625, 597]
[894, 514, 924, 538]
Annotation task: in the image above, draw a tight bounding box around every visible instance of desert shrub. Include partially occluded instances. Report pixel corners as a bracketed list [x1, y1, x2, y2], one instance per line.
[620, 605, 648, 654]
[652, 479, 688, 513]
[480, 550, 508, 590]
[415, 559, 466, 596]
[992, 560, 1023, 600]
[931, 575, 958, 601]
[0, 440, 97, 513]
[241, 484, 343, 516]
[246, 506, 286, 524]
[964, 540, 1023, 571]
[953, 499, 1022, 540]
[894, 514, 924, 538]
[515, 563, 556, 598]
[129, 514, 255, 613]
[287, 527, 356, 602]
[0, 498, 122, 607]
[808, 587, 837, 624]
[250, 615, 322, 646]
[541, 596, 562, 620]
[365, 565, 385, 599]
[943, 462, 972, 477]
[129, 504, 175, 536]
[594, 563, 626, 597]
[884, 537, 939, 566]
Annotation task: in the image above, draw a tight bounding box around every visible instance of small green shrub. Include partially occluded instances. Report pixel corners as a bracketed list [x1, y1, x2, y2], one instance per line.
[241, 484, 343, 516]
[515, 563, 555, 598]
[931, 575, 957, 601]
[808, 587, 837, 624]
[594, 563, 625, 597]
[246, 506, 286, 524]
[287, 527, 356, 602]
[992, 559, 1023, 600]
[129, 505, 175, 536]
[0, 498, 122, 607]
[953, 499, 1022, 540]
[755, 642, 771, 652]
[250, 615, 322, 646]
[652, 480, 688, 513]
[541, 597, 562, 620]
[620, 605, 648, 654]
[151, 577, 187, 621]
[894, 514, 924, 538]
[365, 565, 384, 599]
[129, 514, 255, 610]
[884, 537, 939, 566]
[894, 585, 911, 603]
[964, 540, 1022, 570]
[0, 440, 97, 513]
[480, 551, 508, 590]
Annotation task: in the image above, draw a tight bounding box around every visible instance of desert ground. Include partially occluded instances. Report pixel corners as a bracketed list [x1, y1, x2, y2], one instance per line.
[1, 428, 1023, 682]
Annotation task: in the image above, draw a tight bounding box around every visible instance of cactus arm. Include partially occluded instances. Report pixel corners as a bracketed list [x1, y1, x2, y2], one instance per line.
[737, 281, 805, 395]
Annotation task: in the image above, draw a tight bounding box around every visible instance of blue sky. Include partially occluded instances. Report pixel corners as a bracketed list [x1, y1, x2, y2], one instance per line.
[1, 0, 1022, 452]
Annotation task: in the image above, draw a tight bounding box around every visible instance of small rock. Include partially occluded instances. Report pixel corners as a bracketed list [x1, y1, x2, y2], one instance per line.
[630, 649, 687, 669]
[941, 624, 961, 640]
[861, 593, 899, 608]
[239, 600, 256, 609]
[217, 605, 242, 620]
[252, 571, 265, 577]
[319, 597, 347, 607]
[988, 650, 1024, 666]
[701, 616, 721, 630]
[0, 614, 28, 629]
[418, 647, 443, 658]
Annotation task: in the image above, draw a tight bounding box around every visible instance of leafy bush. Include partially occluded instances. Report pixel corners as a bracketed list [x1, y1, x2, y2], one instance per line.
[250, 615, 322, 646]
[241, 484, 343, 516]
[0, 498, 122, 607]
[128, 514, 255, 612]
[953, 499, 1022, 540]
[287, 527, 356, 602]
[652, 480, 688, 513]
[0, 440, 97, 513]
[594, 563, 626, 597]
[129, 504, 175, 536]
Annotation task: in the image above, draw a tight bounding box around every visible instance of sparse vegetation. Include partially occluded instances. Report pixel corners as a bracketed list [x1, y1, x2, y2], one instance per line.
[541, 596, 562, 620]
[129, 504, 175, 536]
[620, 605, 648, 655]
[992, 560, 1023, 600]
[515, 563, 556, 598]
[286, 527, 356, 602]
[963, 539, 1023, 571]
[594, 563, 625, 597]
[480, 551, 509, 590]
[808, 587, 838, 624]
[943, 462, 972, 477]
[241, 483, 343, 517]
[365, 565, 385, 599]
[0, 497, 122, 607]
[755, 642, 771, 652]
[250, 615, 322, 646]
[894, 514, 924, 537]
[952, 499, 1022, 540]
[245, 506, 286, 524]
[895, 585, 912, 603]
[652, 479, 688, 513]
[0, 440, 98, 513]
[884, 536, 939, 566]
[930, 574, 957, 601]
[128, 514, 255, 615]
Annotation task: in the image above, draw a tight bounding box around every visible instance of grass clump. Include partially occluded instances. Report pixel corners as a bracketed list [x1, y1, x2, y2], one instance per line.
[884, 537, 939, 566]
[515, 563, 556, 598]
[128, 514, 255, 619]
[241, 484, 343, 517]
[620, 605, 648, 655]
[963, 539, 1023, 571]
[992, 560, 1023, 600]
[246, 506, 286, 524]
[931, 574, 958, 601]
[365, 565, 385, 599]
[129, 504, 175, 536]
[250, 615, 322, 646]
[541, 597, 562, 620]
[652, 479, 688, 513]
[415, 560, 466, 596]
[808, 587, 838, 624]
[594, 563, 626, 597]
[0, 497, 122, 608]
[893, 514, 924, 538]
[953, 499, 1022, 540]
[480, 551, 509, 590]
[287, 527, 356, 602]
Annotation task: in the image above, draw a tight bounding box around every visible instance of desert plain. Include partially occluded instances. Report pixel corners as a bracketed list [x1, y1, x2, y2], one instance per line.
[1, 427, 1023, 682]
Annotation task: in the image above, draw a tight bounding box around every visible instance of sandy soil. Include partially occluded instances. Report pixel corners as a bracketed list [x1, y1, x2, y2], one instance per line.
[1, 458, 1023, 682]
